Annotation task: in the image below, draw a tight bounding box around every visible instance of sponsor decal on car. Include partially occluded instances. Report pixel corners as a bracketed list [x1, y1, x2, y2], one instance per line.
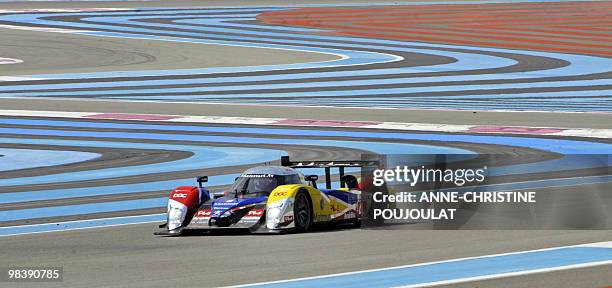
[214, 201, 239, 207]
[344, 211, 356, 219]
[243, 209, 265, 219]
[273, 191, 288, 197]
[330, 203, 344, 213]
[195, 209, 212, 217]
[241, 174, 274, 178]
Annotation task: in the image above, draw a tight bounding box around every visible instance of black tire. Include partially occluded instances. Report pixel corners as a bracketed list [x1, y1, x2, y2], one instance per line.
[293, 191, 312, 232]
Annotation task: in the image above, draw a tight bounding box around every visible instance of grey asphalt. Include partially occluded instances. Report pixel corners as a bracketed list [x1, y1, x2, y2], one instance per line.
[0, 225, 610, 288]
[0, 1, 609, 288]
[0, 28, 336, 76]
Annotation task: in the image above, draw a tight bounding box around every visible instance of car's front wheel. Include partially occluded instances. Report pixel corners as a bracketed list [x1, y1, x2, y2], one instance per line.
[293, 191, 312, 232]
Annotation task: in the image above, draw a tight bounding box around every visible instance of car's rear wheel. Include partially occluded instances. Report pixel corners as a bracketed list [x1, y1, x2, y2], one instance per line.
[294, 191, 312, 232]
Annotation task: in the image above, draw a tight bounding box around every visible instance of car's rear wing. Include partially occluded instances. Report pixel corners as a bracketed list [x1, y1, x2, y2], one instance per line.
[280, 156, 378, 189]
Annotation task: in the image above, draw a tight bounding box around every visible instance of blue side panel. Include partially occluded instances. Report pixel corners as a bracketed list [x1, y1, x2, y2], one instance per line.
[211, 196, 267, 217]
[321, 189, 359, 204]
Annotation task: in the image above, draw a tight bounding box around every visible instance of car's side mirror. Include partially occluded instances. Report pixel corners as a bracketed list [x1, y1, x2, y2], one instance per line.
[197, 176, 208, 188]
[305, 175, 318, 189]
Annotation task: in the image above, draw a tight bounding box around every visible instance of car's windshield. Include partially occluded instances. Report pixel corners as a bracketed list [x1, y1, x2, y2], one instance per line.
[229, 173, 301, 197]
[230, 174, 278, 197]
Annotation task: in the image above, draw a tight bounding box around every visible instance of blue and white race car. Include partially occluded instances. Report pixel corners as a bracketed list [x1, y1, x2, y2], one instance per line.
[156, 156, 372, 235]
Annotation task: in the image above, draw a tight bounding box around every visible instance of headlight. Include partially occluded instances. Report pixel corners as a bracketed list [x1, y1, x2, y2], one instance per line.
[167, 200, 187, 230]
[266, 199, 292, 229]
[267, 207, 282, 220]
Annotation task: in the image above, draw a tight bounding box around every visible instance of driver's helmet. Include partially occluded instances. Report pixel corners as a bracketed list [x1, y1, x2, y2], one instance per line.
[341, 175, 359, 190]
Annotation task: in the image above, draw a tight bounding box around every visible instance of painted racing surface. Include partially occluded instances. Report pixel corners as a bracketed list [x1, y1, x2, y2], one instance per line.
[0, 1, 610, 287]
[0, 113, 609, 236]
[0, 1, 610, 111]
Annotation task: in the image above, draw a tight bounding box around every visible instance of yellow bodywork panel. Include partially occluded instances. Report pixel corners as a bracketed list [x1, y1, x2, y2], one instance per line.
[268, 184, 335, 222]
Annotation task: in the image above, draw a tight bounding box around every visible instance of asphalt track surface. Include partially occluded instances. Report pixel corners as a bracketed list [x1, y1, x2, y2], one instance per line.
[0, 0, 610, 287]
[1, 227, 611, 288]
[0, 25, 336, 76]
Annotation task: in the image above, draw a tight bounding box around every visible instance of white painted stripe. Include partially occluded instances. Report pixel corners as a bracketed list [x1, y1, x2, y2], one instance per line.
[0, 213, 164, 237]
[2, 97, 608, 114]
[554, 129, 612, 139]
[0, 109, 609, 138]
[372, 122, 475, 133]
[172, 115, 280, 125]
[0, 76, 48, 81]
[0, 24, 91, 33]
[580, 241, 612, 248]
[0, 8, 133, 14]
[0, 57, 23, 65]
[0, 110, 91, 118]
[229, 241, 612, 288]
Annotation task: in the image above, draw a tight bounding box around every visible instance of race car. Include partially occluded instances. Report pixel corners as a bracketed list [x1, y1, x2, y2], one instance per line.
[156, 156, 374, 235]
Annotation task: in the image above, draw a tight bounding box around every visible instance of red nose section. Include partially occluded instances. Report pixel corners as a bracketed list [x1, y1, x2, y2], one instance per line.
[170, 186, 200, 209]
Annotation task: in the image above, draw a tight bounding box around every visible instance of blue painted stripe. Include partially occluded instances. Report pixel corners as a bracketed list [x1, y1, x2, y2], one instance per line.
[254, 90, 612, 102]
[77, 12, 612, 81]
[0, 177, 215, 204]
[47, 10, 612, 74]
[88, 79, 609, 100]
[0, 119, 608, 154]
[2, 174, 608, 221]
[0, 197, 166, 222]
[0, 122, 605, 220]
[0, 10, 515, 81]
[0, 121, 609, 194]
[232, 100, 612, 109]
[79, 14, 522, 72]
[0, 127, 475, 155]
[241, 247, 612, 287]
[254, 103, 610, 112]
[174, 18, 327, 32]
[0, 214, 165, 237]
[6, 78, 610, 98]
[223, 91, 612, 111]
[0, 148, 99, 172]
[0, 166, 355, 205]
[488, 155, 611, 176]
[3, 66, 609, 93]
[0, 138, 283, 186]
